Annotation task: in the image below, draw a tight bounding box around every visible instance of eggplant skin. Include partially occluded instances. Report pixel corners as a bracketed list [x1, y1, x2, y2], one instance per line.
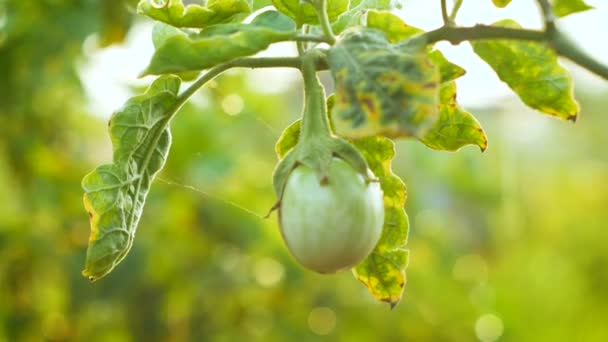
[279, 158, 384, 273]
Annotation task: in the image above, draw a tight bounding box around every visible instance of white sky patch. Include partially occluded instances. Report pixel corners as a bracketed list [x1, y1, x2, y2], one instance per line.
[78, 2, 607, 118]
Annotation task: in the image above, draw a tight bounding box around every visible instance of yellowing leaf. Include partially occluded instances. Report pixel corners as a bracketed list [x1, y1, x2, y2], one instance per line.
[552, 0, 593, 18]
[142, 11, 296, 75]
[471, 20, 579, 121]
[420, 82, 488, 152]
[328, 29, 440, 139]
[137, 0, 251, 28]
[366, 10, 423, 43]
[82, 75, 181, 281]
[353, 137, 409, 307]
[492, 0, 512, 7]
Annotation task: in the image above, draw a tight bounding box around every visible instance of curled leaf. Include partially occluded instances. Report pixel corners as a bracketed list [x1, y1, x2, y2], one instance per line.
[137, 0, 251, 28]
[420, 82, 488, 152]
[82, 75, 181, 281]
[143, 11, 296, 75]
[353, 137, 409, 307]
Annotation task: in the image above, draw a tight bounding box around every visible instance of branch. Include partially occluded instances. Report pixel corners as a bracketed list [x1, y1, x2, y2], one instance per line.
[421, 25, 608, 80]
[294, 33, 332, 44]
[449, 0, 463, 22]
[441, 0, 450, 25]
[423, 25, 546, 45]
[535, 0, 556, 32]
[177, 57, 303, 109]
[310, 0, 336, 44]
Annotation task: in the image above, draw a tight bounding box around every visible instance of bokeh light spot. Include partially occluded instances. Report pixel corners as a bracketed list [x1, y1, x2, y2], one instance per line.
[475, 314, 504, 342]
[253, 257, 284, 287]
[308, 307, 336, 336]
[221, 94, 244, 116]
[453, 254, 489, 283]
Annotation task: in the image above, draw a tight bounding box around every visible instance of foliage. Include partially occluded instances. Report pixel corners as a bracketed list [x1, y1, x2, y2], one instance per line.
[70, 0, 607, 307]
[2, 0, 608, 340]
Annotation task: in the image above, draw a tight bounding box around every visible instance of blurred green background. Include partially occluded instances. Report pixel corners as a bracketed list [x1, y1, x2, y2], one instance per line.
[1, 1, 608, 341]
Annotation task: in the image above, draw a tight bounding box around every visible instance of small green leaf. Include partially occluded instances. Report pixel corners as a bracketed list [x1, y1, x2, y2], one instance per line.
[471, 20, 579, 121]
[327, 29, 440, 139]
[353, 137, 409, 307]
[137, 0, 251, 28]
[275, 120, 301, 159]
[365, 10, 422, 43]
[552, 0, 593, 18]
[142, 11, 296, 75]
[82, 75, 181, 281]
[420, 82, 488, 152]
[272, 0, 349, 25]
[492, 0, 512, 7]
[332, 1, 398, 34]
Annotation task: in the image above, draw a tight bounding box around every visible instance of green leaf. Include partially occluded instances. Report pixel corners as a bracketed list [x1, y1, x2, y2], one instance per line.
[275, 119, 301, 159]
[492, 0, 512, 7]
[327, 29, 440, 139]
[552, 0, 593, 18]
[252, 0, 274, 10]
[82, 75, 181, 281]
[142, 11, 296, 75]
[420, 82, 488, 152]
[366, 11, 465, 83]
[471, 20, 579, 121]
[365, 10, 422, 42]
[332, 1, 397, 34]
[272, 0, 349, 25]
[353, 137, 409, 307]
[137, 0, 251, 28]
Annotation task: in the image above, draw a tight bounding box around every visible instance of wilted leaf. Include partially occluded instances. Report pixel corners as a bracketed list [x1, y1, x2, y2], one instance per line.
[420, 82, 488, 152]
[272, 0, 348, 25]
[471, 20, 579, 121]
[552, 0, 593, 18]
[82, 75, 181, 281]
[142, 11, 296, 75]
[353, 137, 409, 307]
[492, 0, 512, 7]
[327, 29, 440, 139]
[137, 0, 251, 28]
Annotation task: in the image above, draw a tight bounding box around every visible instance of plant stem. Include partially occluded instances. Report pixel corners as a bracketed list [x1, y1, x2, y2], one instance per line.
[299, 51, 331, 141]
[551, 32, 608, 80]
[448, 0, 463, 22]
[294, 33, 332, 44]
[423, 25, 546, 45]
[311, 0, 336, 44]
[440, 0, 450, 25]
[421, 25, 608, 80]
[535, 0, 556, 32]
[176, 57, 302, 112]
